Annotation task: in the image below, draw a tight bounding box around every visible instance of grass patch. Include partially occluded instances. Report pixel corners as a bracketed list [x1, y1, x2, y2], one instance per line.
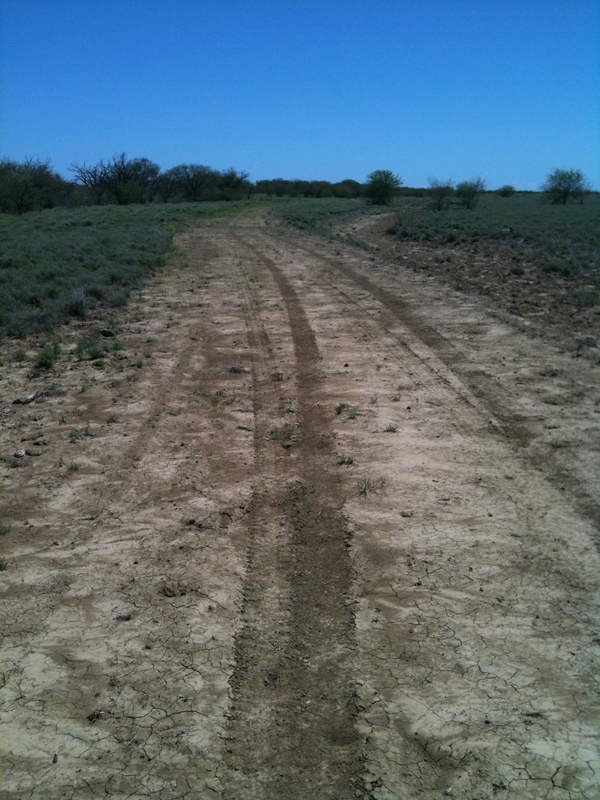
[359, 476, 374, 497]
[269, 425, 296, 443]
[0, 524, 10, 536]
[387, 193, 600, 250]
[271, 197, 367, 236]
[337, 453, 355, 465]
[0, 200, 265, 339]
[68, 425, 91, 442]
[35, 339, 61, 369]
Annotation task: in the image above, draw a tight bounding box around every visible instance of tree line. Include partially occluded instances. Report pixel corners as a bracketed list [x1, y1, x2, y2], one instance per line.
[0, 155, 593, 214]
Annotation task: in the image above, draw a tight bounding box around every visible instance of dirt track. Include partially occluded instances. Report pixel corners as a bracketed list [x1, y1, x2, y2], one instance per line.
[1, 211, 599, 799]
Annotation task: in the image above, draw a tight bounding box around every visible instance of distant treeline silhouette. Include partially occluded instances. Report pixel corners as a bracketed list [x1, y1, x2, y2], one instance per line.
[0, 154, 425, 214]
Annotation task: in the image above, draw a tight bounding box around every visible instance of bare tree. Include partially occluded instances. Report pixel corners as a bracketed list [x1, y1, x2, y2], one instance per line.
[455, 177, 486, 209]
[428, 178, 454, 211]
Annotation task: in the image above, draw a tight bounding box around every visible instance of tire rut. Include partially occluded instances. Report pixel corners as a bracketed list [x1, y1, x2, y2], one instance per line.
[220, 232, 363, 800]
[260, 229, 600, 537]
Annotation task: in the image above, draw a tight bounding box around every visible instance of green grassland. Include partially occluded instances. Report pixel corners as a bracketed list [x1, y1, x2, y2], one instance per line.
[0, 200, 259, 338]
[1, 193, 598, 344]
[387, 192, 600, 249]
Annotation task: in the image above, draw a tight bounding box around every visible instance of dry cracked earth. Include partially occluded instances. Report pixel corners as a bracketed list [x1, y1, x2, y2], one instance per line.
[0, 211, 599, 800]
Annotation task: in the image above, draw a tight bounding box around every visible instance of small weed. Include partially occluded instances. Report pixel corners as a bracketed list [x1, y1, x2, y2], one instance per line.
[347, 408, 358, 420]
[337, 453, 355, 465]
[272, 370, 284, 382]
[391, 394, 401, 402]
[370, 395, 378, 404]
[69, 425, 91, 442]
[36, 339, 61, 370]
[107, 414, 118, 424]
[135, 359, 143, 368]
[336, 402, 350, 415]
[359, 476, 373, 496]
[384, 424, 398, 432]
[14, 348, 27, 363]
[75, 338, 108, 361]
[0, 557, 7, 571]
[78, 384, 87, 393]
[68, 462, 80, 472]
[0, 524, 11, 536]
[55, 457, 64, 468]
[270, 425, 296, 443]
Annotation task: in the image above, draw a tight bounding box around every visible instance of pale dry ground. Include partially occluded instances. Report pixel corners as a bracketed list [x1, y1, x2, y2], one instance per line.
[0, 211, 598, 800]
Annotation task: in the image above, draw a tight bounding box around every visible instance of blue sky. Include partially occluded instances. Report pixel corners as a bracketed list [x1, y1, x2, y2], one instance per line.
[1, 0, 599, 189]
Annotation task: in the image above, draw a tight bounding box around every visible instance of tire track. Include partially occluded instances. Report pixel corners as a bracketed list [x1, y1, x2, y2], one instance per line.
[257, 227, 600, 536]
[221, 230, 363, 799]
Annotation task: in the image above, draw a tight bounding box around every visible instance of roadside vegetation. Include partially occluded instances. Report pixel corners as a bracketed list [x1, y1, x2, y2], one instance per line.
[1, 154, 597, 344]
[0, 200, 260, 338]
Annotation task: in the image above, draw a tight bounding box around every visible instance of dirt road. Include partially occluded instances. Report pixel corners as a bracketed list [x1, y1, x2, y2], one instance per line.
[1, 211, 599, 799]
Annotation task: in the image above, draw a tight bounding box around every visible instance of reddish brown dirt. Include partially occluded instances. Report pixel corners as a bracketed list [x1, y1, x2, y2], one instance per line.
[1, 211, 599, 800]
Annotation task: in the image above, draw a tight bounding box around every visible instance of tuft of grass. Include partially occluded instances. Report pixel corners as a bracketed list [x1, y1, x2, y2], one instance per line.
[359, 476, 374, 497]
[0, 524, 11, 536]
[269, 425, 296, 443]
[68, 462, 80, 472]
[75, 338, 108, 361]
[337, 453, 355, 465]
[336, 402, 350, 415]
[35, 338, 61, 370]
[0, 557, 7, 570]
[347, 408, 358, 420]
[68, 425, 91, 443]
[384, 424, 398, 432]
[14, 348, 27, 363]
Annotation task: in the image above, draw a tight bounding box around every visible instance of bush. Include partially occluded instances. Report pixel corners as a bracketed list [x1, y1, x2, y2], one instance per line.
[540, 168, 591, 205]
[497, 185, 516, 197]
[365, 170, 402, 205]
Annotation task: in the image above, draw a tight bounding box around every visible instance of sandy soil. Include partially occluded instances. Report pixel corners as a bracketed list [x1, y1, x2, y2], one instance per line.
[1, 211, 599, 800]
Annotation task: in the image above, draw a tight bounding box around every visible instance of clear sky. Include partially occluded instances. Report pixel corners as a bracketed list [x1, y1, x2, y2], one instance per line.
[1, 0, 599, 189]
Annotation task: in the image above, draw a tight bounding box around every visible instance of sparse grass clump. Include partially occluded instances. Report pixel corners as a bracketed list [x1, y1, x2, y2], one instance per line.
[35, 338, 61, 370]
[0, 557, 7, 570]
[0, 524, 11, 536]
[337, 453, 355, 465]
[384, 424, 398, 432]
[269, 425, 296, 443]
[68, 425, 91, 443]
[359, 476, 374, 496]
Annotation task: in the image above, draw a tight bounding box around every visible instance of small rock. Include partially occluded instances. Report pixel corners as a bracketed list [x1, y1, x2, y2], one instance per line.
[99, 328, 116, 338]
[14, 450, 26, 458]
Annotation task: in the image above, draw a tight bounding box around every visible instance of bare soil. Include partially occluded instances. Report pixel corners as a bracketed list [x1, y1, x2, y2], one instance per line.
[1, 210, 599, 800]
